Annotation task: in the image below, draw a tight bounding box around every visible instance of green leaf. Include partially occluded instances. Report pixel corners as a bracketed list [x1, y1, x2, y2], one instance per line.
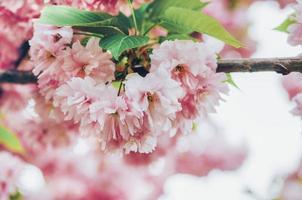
[100, 34, 149, 59]
[112, 81, 122, 89]
[39, 6, 113, 26]
[160, 20, 193, 34]
[39, 6, 129, 35]
[162, 7, 242, 48]
[133, 4, 149, 33]
[149, 0, 208, 19]
[10, 191, 23, 200]
[74, 26, 124, 36]
[275, 17, 296, 33]
[0, 126, 24, 154]
[224, 73, 239, 89]
[159, 34, 194, 43]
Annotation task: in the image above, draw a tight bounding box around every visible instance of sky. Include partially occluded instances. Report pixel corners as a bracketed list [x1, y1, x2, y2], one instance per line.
[161, 1, 302, 200]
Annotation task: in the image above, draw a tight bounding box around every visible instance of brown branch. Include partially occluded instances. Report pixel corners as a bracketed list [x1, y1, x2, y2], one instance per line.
[0, 71, 37, 84]
[1, 57, 302, 84]
[216, 57, 302, 74]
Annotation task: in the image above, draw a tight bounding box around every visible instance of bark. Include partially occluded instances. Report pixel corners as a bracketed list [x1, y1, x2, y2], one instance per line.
[1, 57, 302, 84]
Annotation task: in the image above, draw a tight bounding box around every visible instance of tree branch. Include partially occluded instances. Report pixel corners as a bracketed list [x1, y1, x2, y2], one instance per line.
[216, 57, 302, 74]
[0, 71, 37, 84]
[1, 57, 302, 84]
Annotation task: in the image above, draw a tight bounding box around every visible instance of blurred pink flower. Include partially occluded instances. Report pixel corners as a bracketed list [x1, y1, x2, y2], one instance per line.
[282, 72, 302, 99]
[0, 0, 42, 69]
[0, 152, 26, 200]
[288, 23, 302, 46]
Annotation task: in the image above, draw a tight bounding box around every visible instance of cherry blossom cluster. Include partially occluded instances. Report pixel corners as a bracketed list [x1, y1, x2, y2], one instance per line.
[0, 91, 246, 200]
[29, 21, 229, 154]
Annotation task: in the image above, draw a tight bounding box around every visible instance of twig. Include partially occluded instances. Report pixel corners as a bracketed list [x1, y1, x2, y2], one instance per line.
[216, 57, 302, 75]
[0, 71, 37, 84]
[1, 57, 302, 84]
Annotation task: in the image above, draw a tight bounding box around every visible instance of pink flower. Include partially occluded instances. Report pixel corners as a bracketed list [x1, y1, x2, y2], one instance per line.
[288, 23, 302, 46]
[47, 0, 151, 15]
[125, 70, 184, 135]
[0, 0, 42, 69]
[150, 40, 218, 82]
[62, 37, 115, 83]
[0, 152, 26, 200]
[29, 23, 74, 100]
[150, 40, 228, 126]
[53, 77, 102, 123]
[287, 1, 302, 46]
[291, 93, 302, 116]
[0, 84, 36, 112]
[277, 160, 302, 200]
[83, 84, 157, 153]
[175, 137, 247, 176]
[29, 23, 73, 60]
[282, 72, 302, 99]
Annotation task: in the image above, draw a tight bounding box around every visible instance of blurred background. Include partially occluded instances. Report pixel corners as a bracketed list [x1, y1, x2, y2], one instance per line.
[161, 1, 302, 199]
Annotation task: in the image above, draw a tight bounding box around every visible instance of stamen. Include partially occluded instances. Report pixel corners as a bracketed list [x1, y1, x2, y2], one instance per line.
[53, 33, 62, 42]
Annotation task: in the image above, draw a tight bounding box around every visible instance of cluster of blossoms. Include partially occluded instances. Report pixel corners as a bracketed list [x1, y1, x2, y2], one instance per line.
[0, 95, 247, 200]
[29, 22, 229, 153]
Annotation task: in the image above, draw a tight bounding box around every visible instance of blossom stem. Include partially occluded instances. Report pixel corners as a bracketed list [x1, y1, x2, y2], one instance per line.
[2, 57, 302, 84]
[127, 0, 139, 34]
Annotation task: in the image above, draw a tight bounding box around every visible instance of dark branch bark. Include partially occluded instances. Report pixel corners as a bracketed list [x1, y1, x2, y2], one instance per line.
[0, 71, 37, 84]
[1, 57, 302, 84]
[216, 57, 302, 74]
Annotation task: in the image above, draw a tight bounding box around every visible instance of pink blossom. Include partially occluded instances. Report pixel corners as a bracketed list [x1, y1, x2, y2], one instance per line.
[288, 23, 302, 46]
[282, 72, 302, 99]
[83, 83, 156, 153]
[0, 84, 36, 112]
[175, 136, 247, 176]
[53, 77, 102, 123]
[125, 70, 184, 134]
[29, 23, 73, 60]
[47, 0, 151, 15]
[29, 23, 74, 100]
[62, 37, 115, 83]
[150, 40, 228, 127]
[291, 93, 302, 116]
[0, 152, 26, 200]
[287, 1, 302, 46]
[150, 40, 218, 81]
[0, 0, 42, 69]
[277, 160, 302, 200]
[27, 147, 127, 200]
